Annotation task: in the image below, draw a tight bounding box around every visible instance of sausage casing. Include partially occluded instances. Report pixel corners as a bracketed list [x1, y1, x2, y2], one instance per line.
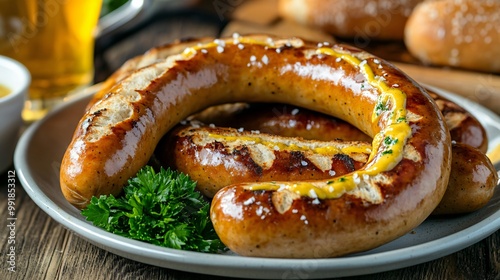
[157, 126, 370, 197]
[60, 35, 451, 258]
[159, 125, 496, 215]
[433, 143, 498, 215]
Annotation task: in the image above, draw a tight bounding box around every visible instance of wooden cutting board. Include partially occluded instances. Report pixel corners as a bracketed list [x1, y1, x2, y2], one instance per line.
[222, 0, 500, 115]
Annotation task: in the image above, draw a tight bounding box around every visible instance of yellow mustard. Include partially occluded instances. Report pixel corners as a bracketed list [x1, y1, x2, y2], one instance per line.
[207, 134, 372, 156]
[181, 36, 412, 200]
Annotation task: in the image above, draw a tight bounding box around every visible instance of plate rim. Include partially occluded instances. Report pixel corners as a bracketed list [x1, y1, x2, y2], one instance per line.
[14, 84, 500, 279]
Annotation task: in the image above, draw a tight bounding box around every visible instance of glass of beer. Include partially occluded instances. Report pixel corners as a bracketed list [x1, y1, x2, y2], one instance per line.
[0, 0, 102, 122]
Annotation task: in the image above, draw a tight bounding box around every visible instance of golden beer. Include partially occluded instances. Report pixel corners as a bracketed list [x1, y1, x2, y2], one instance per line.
[0, 0, 102, 121]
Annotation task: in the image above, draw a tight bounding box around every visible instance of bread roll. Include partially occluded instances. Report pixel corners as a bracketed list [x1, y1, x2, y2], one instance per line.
[405, 0, 500, 73]
[279, 0, 422, 41]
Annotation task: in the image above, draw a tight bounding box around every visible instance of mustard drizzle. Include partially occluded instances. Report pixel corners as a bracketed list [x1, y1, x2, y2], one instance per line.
[207, 133, 372, 156]
[180, 36, 412, 200]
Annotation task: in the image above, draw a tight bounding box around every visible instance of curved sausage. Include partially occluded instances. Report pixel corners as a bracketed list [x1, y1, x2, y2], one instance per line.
[188, 91, 488, 152]
[158, 125, 496, 215]
[433, 143, 498, 215]
[60, 35, 451, 258]
[157, 125, 370, 197]
[189, 103, 372, 142]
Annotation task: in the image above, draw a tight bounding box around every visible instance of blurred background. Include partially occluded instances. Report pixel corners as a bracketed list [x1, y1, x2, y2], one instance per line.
[1, 0, 498, 120]
[0, 2, 499, 279]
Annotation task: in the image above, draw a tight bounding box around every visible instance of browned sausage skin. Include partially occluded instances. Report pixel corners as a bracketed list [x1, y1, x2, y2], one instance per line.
[189, 103, 372, 142]
[433, 143, 498, 215]
[157, 126, 370, 198]
[158, 125, 497, 215]
[187, 91, 488, 152]
[158, 93, 490, 215]
[60, 35, 451, 258]
[428, 91, 488, 153]
[85, 37, 216, 111]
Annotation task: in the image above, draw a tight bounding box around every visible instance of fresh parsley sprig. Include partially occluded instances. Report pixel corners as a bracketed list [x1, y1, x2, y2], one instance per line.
[81, 166, 226, 253]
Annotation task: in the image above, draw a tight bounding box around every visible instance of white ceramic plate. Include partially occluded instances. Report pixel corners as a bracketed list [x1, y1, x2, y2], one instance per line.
[14, 84, 500, 279]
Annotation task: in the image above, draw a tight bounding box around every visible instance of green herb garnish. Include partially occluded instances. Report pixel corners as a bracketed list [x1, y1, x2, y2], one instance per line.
[375, 101, 389, 116]
[382, 149, 393, 155]
[396, 116, 407, 123]
[384, 136, 398, 146]
[81, 166, 226, 253]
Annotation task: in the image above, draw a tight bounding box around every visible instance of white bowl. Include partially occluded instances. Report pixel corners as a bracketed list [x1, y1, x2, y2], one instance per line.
[0, 56, 30, 173]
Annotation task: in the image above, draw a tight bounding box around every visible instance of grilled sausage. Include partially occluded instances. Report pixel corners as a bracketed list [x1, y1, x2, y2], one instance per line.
[157, 125, 371, 198]
[60, 34, 451, 258]
[187, 91, 488, 152]
[158, 125, 496, 215]
[433, 143, 498, 215]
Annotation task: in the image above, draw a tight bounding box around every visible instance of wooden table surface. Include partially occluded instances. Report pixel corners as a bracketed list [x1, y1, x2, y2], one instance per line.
[1, 2, 499, 279]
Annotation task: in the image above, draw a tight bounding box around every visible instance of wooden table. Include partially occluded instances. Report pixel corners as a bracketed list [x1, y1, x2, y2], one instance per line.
[1, 2, 499, 279]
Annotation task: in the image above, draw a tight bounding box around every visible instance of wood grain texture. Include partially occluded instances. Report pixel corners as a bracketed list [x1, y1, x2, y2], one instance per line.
[1, 170, 498, 280]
